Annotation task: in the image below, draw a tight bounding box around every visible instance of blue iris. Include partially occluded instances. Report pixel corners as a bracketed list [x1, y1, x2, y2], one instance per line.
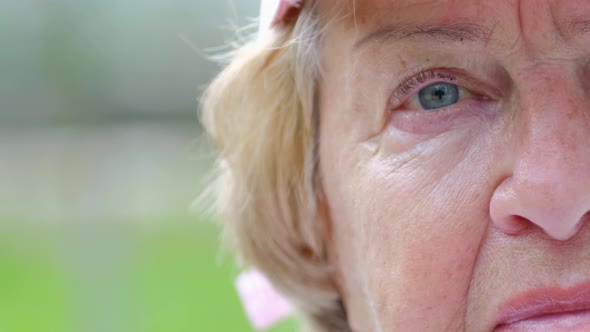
[418, 82, 460, 110]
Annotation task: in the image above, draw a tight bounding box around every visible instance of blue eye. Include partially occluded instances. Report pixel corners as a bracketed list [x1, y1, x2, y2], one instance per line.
[418, 82, 459, 110]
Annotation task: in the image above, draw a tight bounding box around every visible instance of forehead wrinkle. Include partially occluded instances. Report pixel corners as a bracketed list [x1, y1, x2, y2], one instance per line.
[566, 17, 590, 37]
[345, 0, 440, 21]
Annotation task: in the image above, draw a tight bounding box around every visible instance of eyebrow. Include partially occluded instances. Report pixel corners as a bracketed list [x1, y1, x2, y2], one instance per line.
[353, 22, 490, 51]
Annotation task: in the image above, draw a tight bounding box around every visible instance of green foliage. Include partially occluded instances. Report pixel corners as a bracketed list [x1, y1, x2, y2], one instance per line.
[0, 224, 73, 332]
[0, 220, 297, 332]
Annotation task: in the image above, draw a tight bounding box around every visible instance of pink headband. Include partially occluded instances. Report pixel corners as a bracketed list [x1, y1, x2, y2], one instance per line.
[259, 0, 304, 36]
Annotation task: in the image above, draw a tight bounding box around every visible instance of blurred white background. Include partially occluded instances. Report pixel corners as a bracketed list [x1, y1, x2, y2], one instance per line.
[1, 0, 258, 222]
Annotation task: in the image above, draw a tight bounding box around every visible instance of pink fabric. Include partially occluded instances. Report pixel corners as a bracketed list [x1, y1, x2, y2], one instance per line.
[235, 270, 293, 330]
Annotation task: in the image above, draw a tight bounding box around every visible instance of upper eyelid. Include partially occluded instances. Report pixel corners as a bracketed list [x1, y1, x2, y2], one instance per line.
[392, 70, 460, 104]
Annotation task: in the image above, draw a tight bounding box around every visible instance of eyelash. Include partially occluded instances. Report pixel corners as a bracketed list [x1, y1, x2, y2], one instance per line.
[392, 69, 460, 104]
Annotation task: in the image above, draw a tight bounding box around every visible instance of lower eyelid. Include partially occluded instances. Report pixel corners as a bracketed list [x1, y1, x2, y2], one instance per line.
[389, 99, 496, 135]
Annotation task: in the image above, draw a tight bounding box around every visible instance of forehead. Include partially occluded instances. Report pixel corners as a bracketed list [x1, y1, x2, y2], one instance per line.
[317, 0, 590, 36]
[320, 0, 487, 26]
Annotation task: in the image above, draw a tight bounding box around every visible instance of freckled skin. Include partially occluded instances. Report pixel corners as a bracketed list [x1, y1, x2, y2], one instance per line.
[316, 0, 590, 331]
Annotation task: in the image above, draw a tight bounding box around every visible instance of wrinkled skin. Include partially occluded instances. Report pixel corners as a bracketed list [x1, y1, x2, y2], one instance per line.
[316, 1, 590, 331]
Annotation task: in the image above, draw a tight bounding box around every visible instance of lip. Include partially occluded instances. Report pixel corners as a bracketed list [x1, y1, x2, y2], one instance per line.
[495, 281, 590, 331]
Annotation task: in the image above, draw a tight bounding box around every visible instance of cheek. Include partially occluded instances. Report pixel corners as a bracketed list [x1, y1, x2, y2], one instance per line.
[360, 161, 489, 328]
[324, 130, 496, 330]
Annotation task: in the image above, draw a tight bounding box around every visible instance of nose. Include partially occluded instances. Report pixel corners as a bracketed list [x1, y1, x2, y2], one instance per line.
[489, 70, 590, 241]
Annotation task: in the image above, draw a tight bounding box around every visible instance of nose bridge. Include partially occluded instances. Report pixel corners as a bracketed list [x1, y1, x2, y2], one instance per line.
[516, 67, 590, 183]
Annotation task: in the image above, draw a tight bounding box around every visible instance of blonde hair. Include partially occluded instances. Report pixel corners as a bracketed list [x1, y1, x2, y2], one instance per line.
[200, 3, 351, 331]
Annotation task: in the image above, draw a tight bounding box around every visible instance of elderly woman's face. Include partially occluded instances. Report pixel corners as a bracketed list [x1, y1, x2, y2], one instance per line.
[317, 0, 590, 330]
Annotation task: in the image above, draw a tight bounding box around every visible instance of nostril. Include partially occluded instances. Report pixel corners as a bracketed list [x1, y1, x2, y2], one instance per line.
[504, 213, 587, 241]
[501, 215, 531, 236]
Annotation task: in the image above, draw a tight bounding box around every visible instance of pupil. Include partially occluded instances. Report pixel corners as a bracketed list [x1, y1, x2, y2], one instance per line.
[434, 89, 445, 100]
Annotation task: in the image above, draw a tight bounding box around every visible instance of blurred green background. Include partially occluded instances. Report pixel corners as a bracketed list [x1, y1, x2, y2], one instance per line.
[1, 1, 296, 331]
